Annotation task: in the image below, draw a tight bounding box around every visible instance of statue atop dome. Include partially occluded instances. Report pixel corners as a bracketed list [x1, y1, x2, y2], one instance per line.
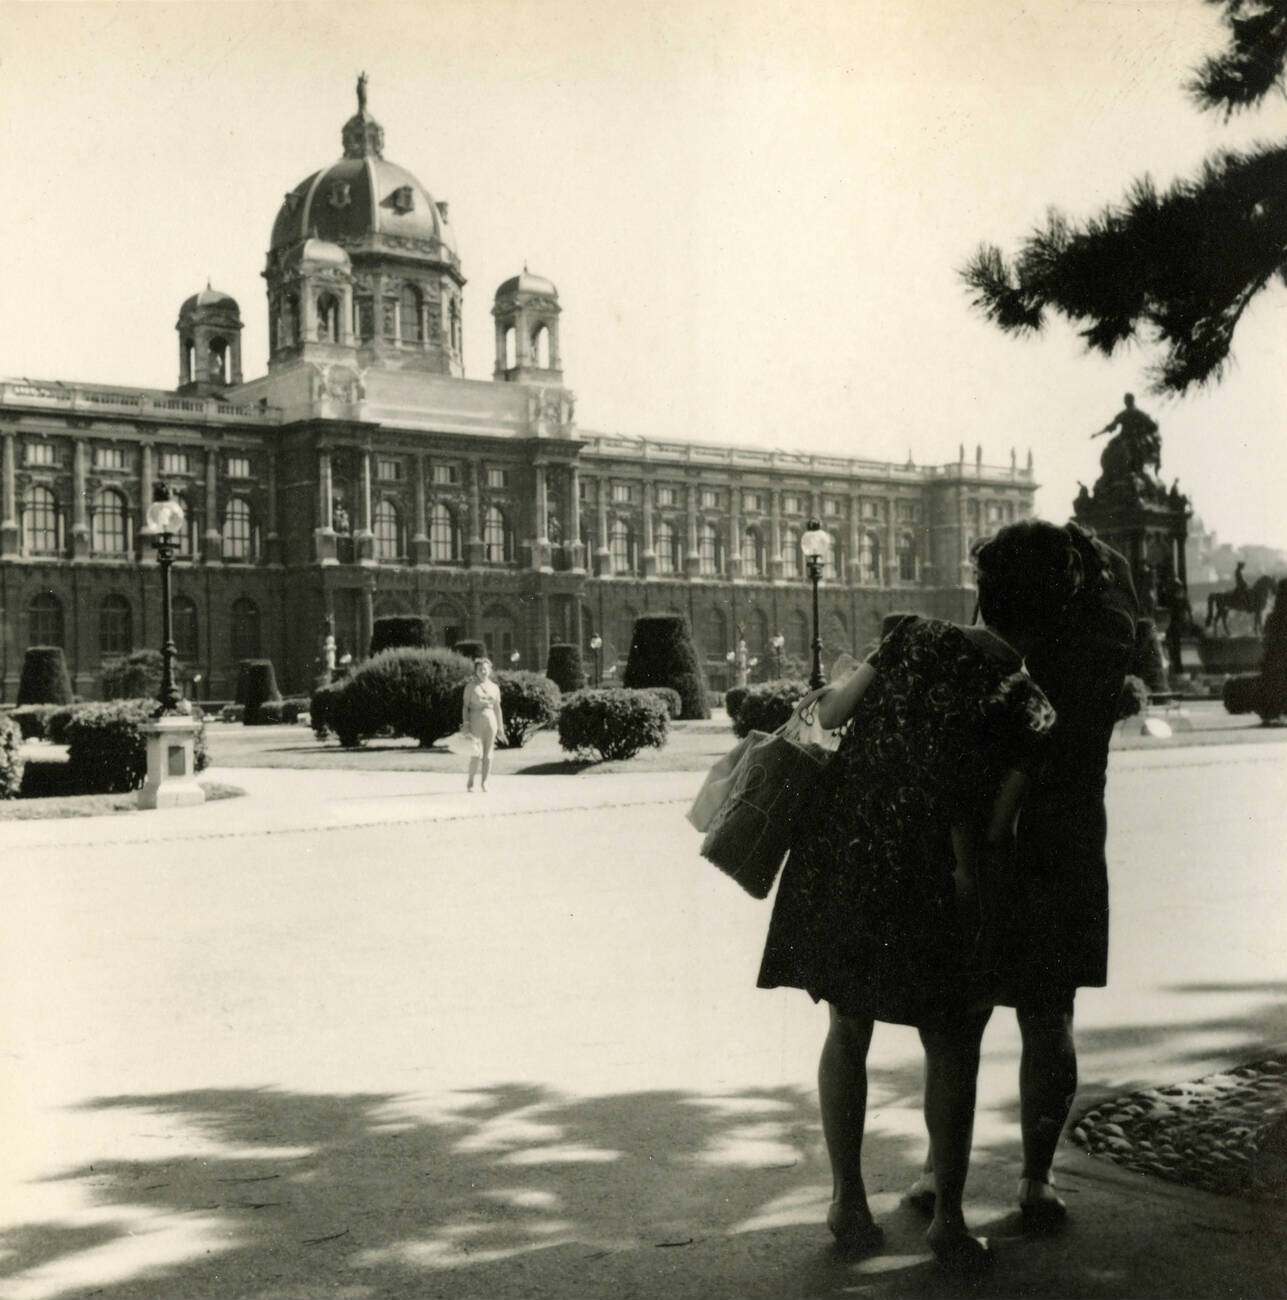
[342, 74, 384, 159]
[356, 70, 368, 114]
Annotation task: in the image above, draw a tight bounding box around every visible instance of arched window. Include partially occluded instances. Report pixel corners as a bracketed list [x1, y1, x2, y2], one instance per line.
[317, 293, 340, 343]
[27, 591, 64, 648]
[749, 608, 770, 657]
[484, 505, 512, 563]
[705, 606, 727, 659]
[209, 338, 229, 386]
[897, 532, 917, 583]
[533, 324, 551, 368]
[99, 594, 132, 657]
[22, 486, 60, 555]
[699, 522, 721, 576]
[429, 502, 460, 561]
[859, 530, 882, 585]
[824, 531, 841, 581]
[655, 520, 676, 576]
[782, 527, 803, 578]
[617, 605, 638, 659]
[184, 339, 196, 383]
[787, 609, 810, 659]
[430, 600, 464, 649]
[91, 489, 129, 555]
[610, 519, 633, 575]
[400, 285, 423, 343]
[825, 610, 850, 658]
[741, 526, 764, 578]
[285, 293, 300, 345]
[173, 594, 199, 662]
[481, 603, 517, 659]
[504, 325, 517, 369]
[222, 497, 255, 561]
[231, 597, 261, 660]
[373, 499, 403, 560]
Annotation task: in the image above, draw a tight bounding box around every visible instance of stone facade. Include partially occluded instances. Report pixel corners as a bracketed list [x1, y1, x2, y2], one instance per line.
[0, 84, 1036, 702]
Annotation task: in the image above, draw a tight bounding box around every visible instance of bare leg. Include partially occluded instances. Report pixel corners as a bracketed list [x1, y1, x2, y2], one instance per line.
[918, 1008, 992, 1267]
[1017, 1007, 1075, 1223]
[467, 753, 479, 790]
[479, 736, 494, 790]
[818, 1006, 881, 1248]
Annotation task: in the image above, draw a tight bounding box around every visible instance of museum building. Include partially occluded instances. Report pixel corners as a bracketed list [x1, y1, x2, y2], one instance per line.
[0, 87, 1036, 700]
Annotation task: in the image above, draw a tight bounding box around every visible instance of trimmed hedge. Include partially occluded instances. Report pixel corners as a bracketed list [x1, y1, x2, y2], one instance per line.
[0, 715, 23, 799]
[253, 697, 309, 725]
[453, 639, 487, 662]
[1224, 673, 1286, 722]
[621, 614, 710, 720]
[65, 700, 209, 794]
[558, 688, 669, 761]
[1116, 675, 1149, 721]
[733, 679, 811, 738]
[371, 615, 430, 657]
[241, 661, 283, 723]
[310, 682, 343, 740]
[724, 685, 749, 723]
[18, 646, 73, 706]
[639, 686, 682, 720]
[545, 643, 585, 694]
[9, 704, 60, 740]
[493, 671, 561, 748]
[219, 703, 246, 723]
[102, 649, 164, 700]
[334, 647, 475, 748]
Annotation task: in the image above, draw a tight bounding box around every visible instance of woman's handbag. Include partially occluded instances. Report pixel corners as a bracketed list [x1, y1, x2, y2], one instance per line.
[686, 732, 756, 832]
[697, 705, 836, 899]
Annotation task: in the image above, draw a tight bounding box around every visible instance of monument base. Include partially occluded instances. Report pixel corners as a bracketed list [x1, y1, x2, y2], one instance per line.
[1197, 635, 1263, 675]
[138, 714, 207, 810]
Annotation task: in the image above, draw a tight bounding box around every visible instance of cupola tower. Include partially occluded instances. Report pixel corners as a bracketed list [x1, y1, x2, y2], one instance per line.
[492, 269, 562, 384]
[176, 284, 243, 394]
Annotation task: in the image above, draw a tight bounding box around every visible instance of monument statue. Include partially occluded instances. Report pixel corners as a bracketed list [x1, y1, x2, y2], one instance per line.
[1206, 570, 1275, 636]
[356, 71, 369, 114]
[1092, 392, 1161, 481]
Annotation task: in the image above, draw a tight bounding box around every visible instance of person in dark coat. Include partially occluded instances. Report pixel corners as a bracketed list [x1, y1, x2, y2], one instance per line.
[907, 521, 1138, 1228]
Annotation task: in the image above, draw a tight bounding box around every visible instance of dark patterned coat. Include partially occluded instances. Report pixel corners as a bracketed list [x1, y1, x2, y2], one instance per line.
[757, 616, 1055, 1026]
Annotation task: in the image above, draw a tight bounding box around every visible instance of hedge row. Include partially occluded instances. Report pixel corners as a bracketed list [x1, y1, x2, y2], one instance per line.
[0, 715, 24, 798]
[62, 700, 209, 795]
[732, 679, 811, 738]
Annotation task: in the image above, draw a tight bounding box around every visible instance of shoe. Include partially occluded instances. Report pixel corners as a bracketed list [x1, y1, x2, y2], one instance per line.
[827, 1205, 884, 1256]
[903, 1176, 936, 1217]
[927, 1227, 993, 1276]
[1018, 1177, 1067, 1232]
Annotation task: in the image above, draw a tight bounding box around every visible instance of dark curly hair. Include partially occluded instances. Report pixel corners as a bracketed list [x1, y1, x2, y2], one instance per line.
[972, 520, 1084, 640]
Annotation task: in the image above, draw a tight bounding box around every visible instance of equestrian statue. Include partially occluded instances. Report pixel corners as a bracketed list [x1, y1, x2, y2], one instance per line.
[1206, 561, 1276, 635]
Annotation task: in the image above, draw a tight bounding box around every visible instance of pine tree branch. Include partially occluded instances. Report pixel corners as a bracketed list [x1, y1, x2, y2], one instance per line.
[1189, 0, 1287, 115]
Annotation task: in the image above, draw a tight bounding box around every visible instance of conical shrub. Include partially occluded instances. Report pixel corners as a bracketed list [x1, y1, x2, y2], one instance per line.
[621, 613, 709, 719]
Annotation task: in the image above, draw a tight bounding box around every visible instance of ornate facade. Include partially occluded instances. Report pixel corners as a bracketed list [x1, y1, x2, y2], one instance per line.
[0, 84, 1036, 701]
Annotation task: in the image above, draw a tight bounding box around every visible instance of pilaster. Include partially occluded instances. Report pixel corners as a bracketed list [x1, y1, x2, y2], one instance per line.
[466, 459, 485, 566]
[315, 448, 337, 565]
[412, 453, 430, 565]
[0, 431, 18, 558]
[769, 489, 783, 581]
[72, 439, 90, 558]
[641, 481, 657, 577]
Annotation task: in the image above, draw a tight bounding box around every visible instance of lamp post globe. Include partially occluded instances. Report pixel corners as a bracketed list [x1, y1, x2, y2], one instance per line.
[799, 520, 831, 689]
[589, 633, 603, 687]
[144, 483, 187, 714]
[770, 632, 785, 679]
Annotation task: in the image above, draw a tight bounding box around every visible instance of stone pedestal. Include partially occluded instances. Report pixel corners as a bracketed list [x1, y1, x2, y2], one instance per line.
[138, 713, 206, 810]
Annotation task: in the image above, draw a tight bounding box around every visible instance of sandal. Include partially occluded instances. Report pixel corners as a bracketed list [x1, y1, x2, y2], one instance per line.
[827, 1205, 884, 1256]
[1018, 1177, 1067, 1232]
[927, 1228, 993, 1276]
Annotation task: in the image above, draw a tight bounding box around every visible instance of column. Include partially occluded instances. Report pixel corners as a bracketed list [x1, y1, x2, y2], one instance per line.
[885, 506, 897, 588]
[139, 443, 156, 563]
[494, 319, 507, 375]
[538, 589, 551, 665]
[356, 448, 374, 563]
[641, 481, 657, 577]
[265, 450, 281, 564]
[466, 459, 485, 566]
[728, 484, 742, 579]
[685, 482, 700, 577]
[302, 283, 318, 343]
[1, 430, 18, 557]
[70, 438, 90, 557]
[340, 284, 355, 346]
[850, 496, 863, 588]
[596, 479, 611, 576]
[315, 449, 336, 564]
[360, 575, 375, 658]
[202, 445, 221, 563]
[532, 462, 550, 570]
[769, 489, 783, 581]
[568, 464, 585, 570]
[412, 453, 430, 565]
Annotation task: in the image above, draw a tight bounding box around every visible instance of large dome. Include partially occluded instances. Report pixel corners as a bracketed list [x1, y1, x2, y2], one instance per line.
[269, 79, 458, 267]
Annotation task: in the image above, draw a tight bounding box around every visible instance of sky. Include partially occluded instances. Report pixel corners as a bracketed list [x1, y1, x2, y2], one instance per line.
[0, 0, 1283, 548]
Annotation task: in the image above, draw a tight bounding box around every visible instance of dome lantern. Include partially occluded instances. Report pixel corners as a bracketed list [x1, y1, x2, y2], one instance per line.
[176, 282, 242, 393]
[492, 267, 563, 384]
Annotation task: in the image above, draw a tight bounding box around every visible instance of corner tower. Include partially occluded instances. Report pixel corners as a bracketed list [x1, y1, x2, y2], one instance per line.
[492, 270, 562, 384]
[176, 284, 243, 393]
[265, 75, 465, 377]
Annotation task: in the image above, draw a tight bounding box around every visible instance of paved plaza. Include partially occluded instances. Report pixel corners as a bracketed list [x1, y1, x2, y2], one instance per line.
[0, 730, 1285, 1299]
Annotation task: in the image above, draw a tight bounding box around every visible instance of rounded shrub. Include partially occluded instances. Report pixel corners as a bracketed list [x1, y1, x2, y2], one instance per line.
[724, 685, 749, 724]
[557, 688, 669, 761]
[9, 704, 58, 740]
[18, 646, 73, 706]
[621, 613, 710, 720]
[344, 646, 475, 747]
[494, 670, 561, 748]
[371, 615, 430, 657]
[733, 679, 810, 738]
[453, 639, 487, 662]
[1116, 674, 1149, 721]
[310, 681, 341, 739]
[0, 715, 24, 799]
[45, 704, 79, 745]
[1222, 673, 1283, 721]
[240, 661, 283, 724]
[218, 703, 246, 723]
[253, 697, 309, 725]
[102, 649, 165, 700]
[638, 686, 682, 719]
[65, 700, 209, 794]
[545, 643, 585, 694]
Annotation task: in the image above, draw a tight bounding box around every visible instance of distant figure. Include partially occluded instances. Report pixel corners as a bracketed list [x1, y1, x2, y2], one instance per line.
[1234, 561, 1249, 598]
[356, 71, 369, 113]
[460, 657, 507, 792]
[1092, 393, 1160, 478]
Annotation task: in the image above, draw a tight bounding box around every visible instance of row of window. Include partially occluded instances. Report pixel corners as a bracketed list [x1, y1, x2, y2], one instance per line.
[278, 288, 463, 352]
[585, 482, 922, 522]
[19, 487, 258, 560]
[24, 591, 262, 661]
[20, 443, 254, 478]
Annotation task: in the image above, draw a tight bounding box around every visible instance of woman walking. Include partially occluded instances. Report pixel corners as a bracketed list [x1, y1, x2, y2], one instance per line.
[461, 658, 507, 792]
[757, 521, 1081, 1271]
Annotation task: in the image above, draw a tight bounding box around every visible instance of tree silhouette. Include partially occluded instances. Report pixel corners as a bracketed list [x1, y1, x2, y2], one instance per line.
[962, 0, 1287, 393]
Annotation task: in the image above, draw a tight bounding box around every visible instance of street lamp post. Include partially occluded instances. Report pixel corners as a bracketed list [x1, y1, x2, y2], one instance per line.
[510, 649, 521, 668]
[589, 633, 603, 687]
[770, 632, 785, 680]
[146, 484, 188, 715]
[800, 519, 831, 690]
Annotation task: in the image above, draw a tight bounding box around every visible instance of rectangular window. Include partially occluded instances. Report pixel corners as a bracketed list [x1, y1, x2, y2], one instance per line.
[701, 488, 719, 510]
[25, 440, 56, 467]
[94, 445, 126, 470]
[783, 493, 805, 514]
[611, 483, 632, 504]
[896, 500, 917, 523]
[823, 497, 841, 517]
[487, 468, 509, 489]
[863, 499, 883, 520]
[986, 502, 1003, 524]
[226, 455, 252, 479]
[159, 451, 190, 475]
[656, 486, 676, 507]
[376, 456, 404, 481]
[743, 491, 763, 513]
[432, 463, 459, 486]
[578, 478, 589, 501]
[966, 499, 980, 521]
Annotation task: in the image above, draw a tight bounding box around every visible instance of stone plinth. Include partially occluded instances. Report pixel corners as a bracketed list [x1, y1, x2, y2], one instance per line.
[138, 714, 206, 810]
[1198, 636, 1263, 675]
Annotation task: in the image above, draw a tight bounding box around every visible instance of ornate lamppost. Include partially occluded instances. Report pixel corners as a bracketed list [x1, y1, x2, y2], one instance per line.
[725, 626, 751, 688]
[589, 633, 603, 687]
[770, 632, 785, 680]
[800, 519, 832, 689]
[509, 649, 521, 668]
[137, 483, 205, 809]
